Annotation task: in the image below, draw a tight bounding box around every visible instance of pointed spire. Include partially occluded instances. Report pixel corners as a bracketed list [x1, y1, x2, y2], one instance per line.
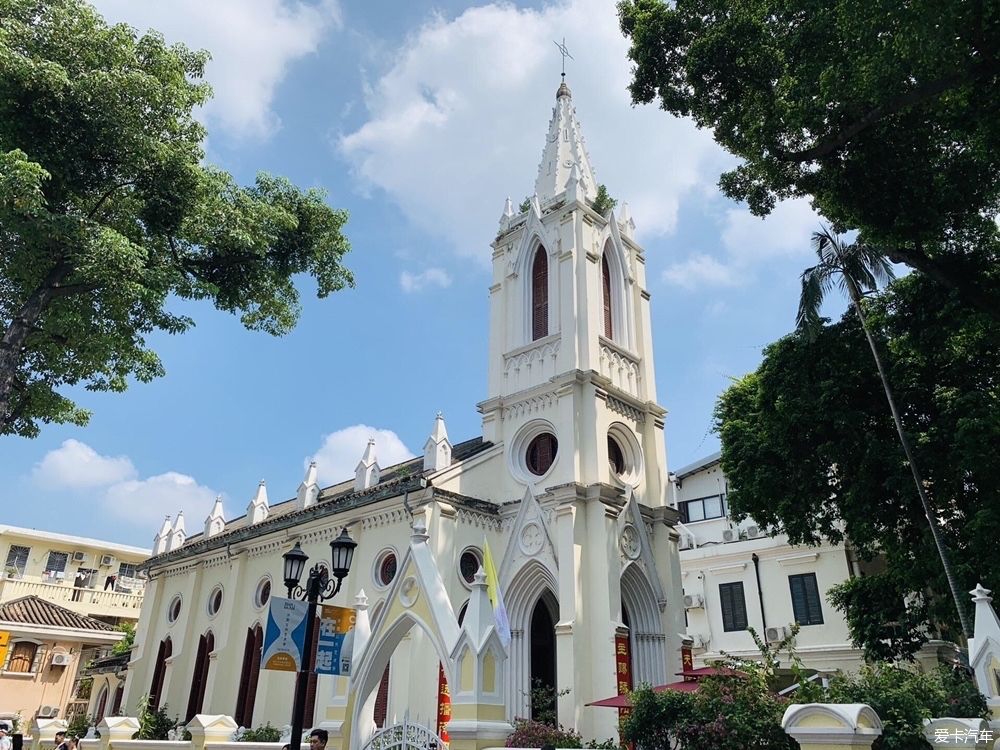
[168, 511, 186, 551]
[354, 439, 380, 492]
[461, 567, 495, 649]
[969, 583, 1000, 702]
[297, 461, 319, 509]
[498, 197, 514, 233]
[618, 201, 635, 239]
[204, 496, 225, 538]
[153, 515, 172, 555]
[247, 480, 269, 524]
[352, 588, 372, 663]
[423, 412, 452, 472]
[534, 80, 597, 203]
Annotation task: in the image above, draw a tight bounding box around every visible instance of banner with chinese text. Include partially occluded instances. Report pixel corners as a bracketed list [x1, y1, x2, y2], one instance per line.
[315, 604, 356, 676]
[436, 663, 451, 741]
[261, 597, 309, 672]
[615, 634, 633, 719]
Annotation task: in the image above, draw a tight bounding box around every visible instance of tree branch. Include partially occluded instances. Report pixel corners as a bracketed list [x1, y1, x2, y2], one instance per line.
[886, 243, 1000, 321]
[86, 180, 138, 219]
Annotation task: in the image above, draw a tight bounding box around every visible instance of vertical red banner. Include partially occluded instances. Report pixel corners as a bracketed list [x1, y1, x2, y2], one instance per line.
[681, 644, 694, 675]
[614, 634, 633, 719]
[436, 662, 451, 742]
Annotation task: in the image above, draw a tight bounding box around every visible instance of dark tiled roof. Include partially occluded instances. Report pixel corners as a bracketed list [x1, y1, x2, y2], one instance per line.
[82, 651, 130, 675]
[143, 437, 496, 569]
[0, 596, 117, 632]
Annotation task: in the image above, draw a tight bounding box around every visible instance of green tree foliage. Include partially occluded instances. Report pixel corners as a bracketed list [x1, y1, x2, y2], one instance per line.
[715, 274, 1000, 657]
[591, 184, 617, 216]
[0, 0, 353, 437]
[826, 665, 988, 750]
[519, 196, 533, 214]
[617, 0, 1000, 318]
[112, 621, 136, 655]
[133, 696, 180, 740]
[235, 723, 282, 742]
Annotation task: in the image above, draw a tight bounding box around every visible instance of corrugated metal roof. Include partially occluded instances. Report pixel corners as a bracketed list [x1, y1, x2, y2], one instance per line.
[0, 596, 117, 632]
[673, 451, 722, 480]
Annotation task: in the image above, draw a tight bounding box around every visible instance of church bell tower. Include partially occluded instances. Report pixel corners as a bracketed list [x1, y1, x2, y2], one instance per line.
[478, 79, 669, 507]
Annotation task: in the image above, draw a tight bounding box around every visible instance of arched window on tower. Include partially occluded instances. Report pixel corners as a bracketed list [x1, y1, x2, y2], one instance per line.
[531, 247, 548, 341]
[602, 253, 613, 340]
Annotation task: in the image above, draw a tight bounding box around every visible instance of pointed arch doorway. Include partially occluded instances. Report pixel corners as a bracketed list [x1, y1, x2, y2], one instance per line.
[529, 593, 559, 723]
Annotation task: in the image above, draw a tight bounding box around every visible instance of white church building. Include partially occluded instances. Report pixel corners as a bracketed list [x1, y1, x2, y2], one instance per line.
[125, 79, 686, 743]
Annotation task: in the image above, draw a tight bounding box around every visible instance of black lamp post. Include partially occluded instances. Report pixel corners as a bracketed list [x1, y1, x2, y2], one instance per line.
[281, 528, 357, 750]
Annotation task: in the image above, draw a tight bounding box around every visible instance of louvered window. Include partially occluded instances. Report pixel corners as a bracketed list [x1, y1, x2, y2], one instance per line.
[7, 641, 39, 673]
[373, 664, 391, 728]
[531, 248, 548, 341]
[235, 624, 263, 727]
[789, 573, 824, 625]
[526, 433, 558, 476]
[186, 631, 214, 721]
[149, 638, 171, 709]
[719, 582, 748, 632]
[602, 254, 613, 339]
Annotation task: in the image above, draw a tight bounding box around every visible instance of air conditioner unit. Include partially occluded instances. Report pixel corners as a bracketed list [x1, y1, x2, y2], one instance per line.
[38, 706, 59, 718]
[677, 534, 694, 551]
[722, 528, 739, 543]
[100, 554, 116, 567]
[683, 594, 704, 609]
[746, 525, 763, 539]
[51, 652, 72, 667]
[765, 626, 789, 643]
[71, 551, 87, 563]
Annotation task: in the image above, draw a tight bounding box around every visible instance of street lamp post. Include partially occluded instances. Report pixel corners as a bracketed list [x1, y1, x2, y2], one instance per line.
[281, 528, 357, 750]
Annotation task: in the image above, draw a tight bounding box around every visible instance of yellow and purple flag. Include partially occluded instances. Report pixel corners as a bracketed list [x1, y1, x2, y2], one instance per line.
[482, 539, 511, 649]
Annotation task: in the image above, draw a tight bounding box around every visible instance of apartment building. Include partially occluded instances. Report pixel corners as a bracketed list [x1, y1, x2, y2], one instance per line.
[0, 526, 149, 624]
[672, 453, 865, 673]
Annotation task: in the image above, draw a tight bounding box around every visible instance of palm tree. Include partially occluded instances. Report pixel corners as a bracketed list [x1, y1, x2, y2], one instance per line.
[797, 228, 971, 639]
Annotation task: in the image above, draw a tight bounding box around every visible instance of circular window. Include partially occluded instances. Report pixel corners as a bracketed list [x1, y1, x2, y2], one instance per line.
[374, 550, 398, 588]
[207, 585, 223, 617]
[167, 595, 182, 624]
[254, 577, 272, 609]
[459, 548, 483, 586]
[607, 423, 644, 486]
[526, 433, 558, 476]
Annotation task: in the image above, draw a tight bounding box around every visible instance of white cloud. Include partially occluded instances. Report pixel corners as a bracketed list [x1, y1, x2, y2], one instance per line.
[32, 439, 137, 489]
[338, 0, 729, 258]
[662, 254, 741, 290]
[721, 197, 822, 262]
[103, 472, 221, 529]
[88, 0, 341, 139]
[664, 197, 823, 290]
[308, 424, 415, 486]
[400, 268, 452, 293]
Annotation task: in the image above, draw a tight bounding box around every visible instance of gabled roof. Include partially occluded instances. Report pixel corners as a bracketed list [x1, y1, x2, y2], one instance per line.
[0, 596, 117, 632]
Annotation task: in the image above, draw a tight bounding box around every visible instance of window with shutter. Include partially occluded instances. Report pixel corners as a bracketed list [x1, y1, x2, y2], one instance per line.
[373, 664, 391, 727]
[719, 582, 748, 632]
[531, 248, 548, 340]
[602, 254, 613, 339]
[149, 638, 171, 709]
[186, 631, 214, 721]
[235, 624, 264, 727]
[8, 641, 38, 673]
[789, 573, 824, 625]
[112, 683, 125, 715]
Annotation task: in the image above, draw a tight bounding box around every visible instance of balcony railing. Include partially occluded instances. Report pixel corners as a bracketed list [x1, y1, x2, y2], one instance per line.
[0, 575, 144, 616]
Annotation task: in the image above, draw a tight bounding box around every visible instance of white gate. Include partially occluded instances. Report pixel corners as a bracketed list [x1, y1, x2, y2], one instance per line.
[360, 713, 448, 750]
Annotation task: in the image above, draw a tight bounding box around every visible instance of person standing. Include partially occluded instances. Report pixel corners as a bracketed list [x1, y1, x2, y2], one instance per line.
[0, 725, 12, 750]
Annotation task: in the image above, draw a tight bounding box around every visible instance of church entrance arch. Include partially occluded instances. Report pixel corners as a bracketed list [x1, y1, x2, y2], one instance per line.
[505, 559, 559, 721]
[529, 593, 558, 721]
[621, 563, 666, 686]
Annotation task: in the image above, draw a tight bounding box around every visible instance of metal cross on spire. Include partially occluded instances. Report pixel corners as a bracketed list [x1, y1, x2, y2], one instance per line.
[554, 37, 574, 79]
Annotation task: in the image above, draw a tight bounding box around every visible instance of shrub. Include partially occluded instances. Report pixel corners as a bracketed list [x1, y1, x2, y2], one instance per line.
[236, 723, 282, 742]
[826, 664, 988, 750]
[591, 185, 617, 215]
[506, 719, 582, 748]
[133, 696, 180, 741]
[67, 713, 91, 738]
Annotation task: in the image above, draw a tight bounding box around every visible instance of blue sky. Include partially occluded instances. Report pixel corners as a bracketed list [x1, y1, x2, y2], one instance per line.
[1, 0, 845, 547]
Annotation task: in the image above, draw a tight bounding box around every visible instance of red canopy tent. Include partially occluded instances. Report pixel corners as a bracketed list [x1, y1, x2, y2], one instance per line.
[586, 666, 746, 708]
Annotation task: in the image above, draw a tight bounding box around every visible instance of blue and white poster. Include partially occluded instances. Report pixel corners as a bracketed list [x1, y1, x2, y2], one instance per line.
[315, 604, 356, 676]
[261, 597, 309, 672]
